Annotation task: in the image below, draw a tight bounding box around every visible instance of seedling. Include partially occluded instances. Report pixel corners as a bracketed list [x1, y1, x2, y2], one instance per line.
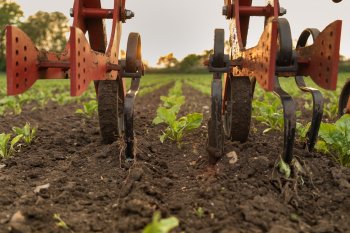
[142, 212, 179, 233]
[153, 82, 203, 148]
[53, 214, 74, 232]
[253, 94, 284, 134]
[12, 122, 37, 145]
[75, 100, 98, 118]
[316, 114, 350, 167]
[277, 158, 291, 178]
[194, 207, 205, 218]
[0, 133, 22, 159]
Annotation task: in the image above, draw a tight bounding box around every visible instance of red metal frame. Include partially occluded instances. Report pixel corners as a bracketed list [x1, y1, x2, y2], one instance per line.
[296, 21, 342, 90]
[225, 0, 341, 92]
[6, 0, 126, 96]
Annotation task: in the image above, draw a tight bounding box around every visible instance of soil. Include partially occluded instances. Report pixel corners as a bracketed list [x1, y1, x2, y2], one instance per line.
[0, 84, 350, 233]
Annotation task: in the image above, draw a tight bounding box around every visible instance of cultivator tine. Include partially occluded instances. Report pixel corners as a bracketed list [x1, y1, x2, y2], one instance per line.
[124, 78, 140, 159]
[296, 20, 342, 91]
[339, 80, 350, 116]
[295, 76, 324, 151]
[273, 77, 296, 164]
[207, 74, 224, 163]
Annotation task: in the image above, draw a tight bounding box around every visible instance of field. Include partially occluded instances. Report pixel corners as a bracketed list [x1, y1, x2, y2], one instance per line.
[0, 72, 350, 233]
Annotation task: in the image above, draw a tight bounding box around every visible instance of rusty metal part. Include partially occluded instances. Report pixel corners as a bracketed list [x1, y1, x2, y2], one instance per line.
[296, 20, 342, 90]
[295, 28, 324, 152]
[295, 76, 324, 151]
[123, 32, 143, 159]
[276, 18, 293, 66]
[273, 77, 296, 164]
[224, 75, 252, 142]
[232, 18, 278, 91]
[338, 80, 350, 116]
[228, 0, 279, 48]
[207, 74, 224, 164]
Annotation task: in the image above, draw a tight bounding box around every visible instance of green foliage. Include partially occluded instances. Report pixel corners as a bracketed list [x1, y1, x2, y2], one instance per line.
[0, 96, 22, 115]
[296, 122, 311, 143]
[12, 122, 37, 145]
[153, 81, 203, 148]
[76, 100, 98, 118]
[0, 133, 22, 159]
[142, 212, 179, 233]
[316, 115, 350, 167]
[253, 94, 284, 133]
[19, 11, 69, 52]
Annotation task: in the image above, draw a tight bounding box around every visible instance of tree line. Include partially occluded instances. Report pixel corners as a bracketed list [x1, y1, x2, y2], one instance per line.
[0, 0, 69, 71]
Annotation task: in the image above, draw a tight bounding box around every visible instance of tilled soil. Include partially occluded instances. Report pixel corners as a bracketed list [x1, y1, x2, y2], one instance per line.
[0, 85, 350, 233]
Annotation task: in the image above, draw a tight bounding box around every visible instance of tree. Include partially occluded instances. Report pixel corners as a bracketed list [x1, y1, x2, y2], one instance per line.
[157, 53, 179, 68]
[0, 0, 24, 71]
[179, 54, 201, 71]
[19, 11, 69, 52]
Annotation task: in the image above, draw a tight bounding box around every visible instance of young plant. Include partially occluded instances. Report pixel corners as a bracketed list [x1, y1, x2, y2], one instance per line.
[0, 133, 22, 159]
[153, 81, 203, 147]
[253, 94, 284, 133]
[296, 122, 311, 143]
[316, 114, 350, 167]
[75, 100, 98, 118]
[142, 212, 179, 233]
[154, 109, 203, 148]
[53, 214, 74, 232]
[12, 122, 37, 145]
[194, 207, 205, 218]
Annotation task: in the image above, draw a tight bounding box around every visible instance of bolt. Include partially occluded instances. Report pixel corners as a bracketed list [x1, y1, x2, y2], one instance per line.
[70, 8, 74, 17]
[279, 7, 287, 16]
[125, 10, 135, 20]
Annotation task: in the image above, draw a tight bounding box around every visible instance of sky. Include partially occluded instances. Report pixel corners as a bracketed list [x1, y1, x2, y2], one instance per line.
[12, 0, 350, 66]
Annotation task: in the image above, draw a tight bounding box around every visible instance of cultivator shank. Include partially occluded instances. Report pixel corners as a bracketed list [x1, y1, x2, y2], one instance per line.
[207, 0, 342, 164]
[5, 0, 144, 158]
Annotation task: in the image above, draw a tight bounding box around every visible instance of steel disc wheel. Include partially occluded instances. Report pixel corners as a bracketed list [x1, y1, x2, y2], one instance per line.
[213, 29, 225, 68]
[339, 80, 350, 117]
[224, 75, 252, 142]
[97, 80, 124, 144]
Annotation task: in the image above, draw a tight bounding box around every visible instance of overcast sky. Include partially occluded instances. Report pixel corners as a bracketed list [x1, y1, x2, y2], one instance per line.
[13, 0, 350, 66]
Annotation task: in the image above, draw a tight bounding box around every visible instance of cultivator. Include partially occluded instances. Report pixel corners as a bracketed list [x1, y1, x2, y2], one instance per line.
[5, 0, 144, 158]
[207, 0, 343, 164]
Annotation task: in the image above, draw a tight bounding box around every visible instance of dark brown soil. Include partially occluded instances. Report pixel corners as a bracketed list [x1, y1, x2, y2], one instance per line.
[0, 84, 349, 233]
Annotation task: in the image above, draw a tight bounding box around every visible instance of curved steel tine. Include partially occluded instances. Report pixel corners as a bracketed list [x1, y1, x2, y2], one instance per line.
[295, 76, 324, 151]
[124, 78, 141, 159]
[273, 77, 296, 164]
[207, 72, 224, 163]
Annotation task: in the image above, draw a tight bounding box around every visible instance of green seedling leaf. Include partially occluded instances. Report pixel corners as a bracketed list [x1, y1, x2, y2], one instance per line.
[143, 212, 179, 233]
[278, 159, 291, 178]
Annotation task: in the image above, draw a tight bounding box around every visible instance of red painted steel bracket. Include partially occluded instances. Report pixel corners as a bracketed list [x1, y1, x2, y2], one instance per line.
[6, 0, 126, 97]
[232, 18, 278, 91]
[296, 20, 342, 90]
[6, 26, 70, 95]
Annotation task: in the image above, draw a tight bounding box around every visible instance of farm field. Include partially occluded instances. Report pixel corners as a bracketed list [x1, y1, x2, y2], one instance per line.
[0, 72, 350, 233]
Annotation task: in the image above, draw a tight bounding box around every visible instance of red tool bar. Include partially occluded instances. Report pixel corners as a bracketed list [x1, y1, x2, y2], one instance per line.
[239, 6, 273, 17]
[38, 61, 70, 69]
[82, 8, 114, 19]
